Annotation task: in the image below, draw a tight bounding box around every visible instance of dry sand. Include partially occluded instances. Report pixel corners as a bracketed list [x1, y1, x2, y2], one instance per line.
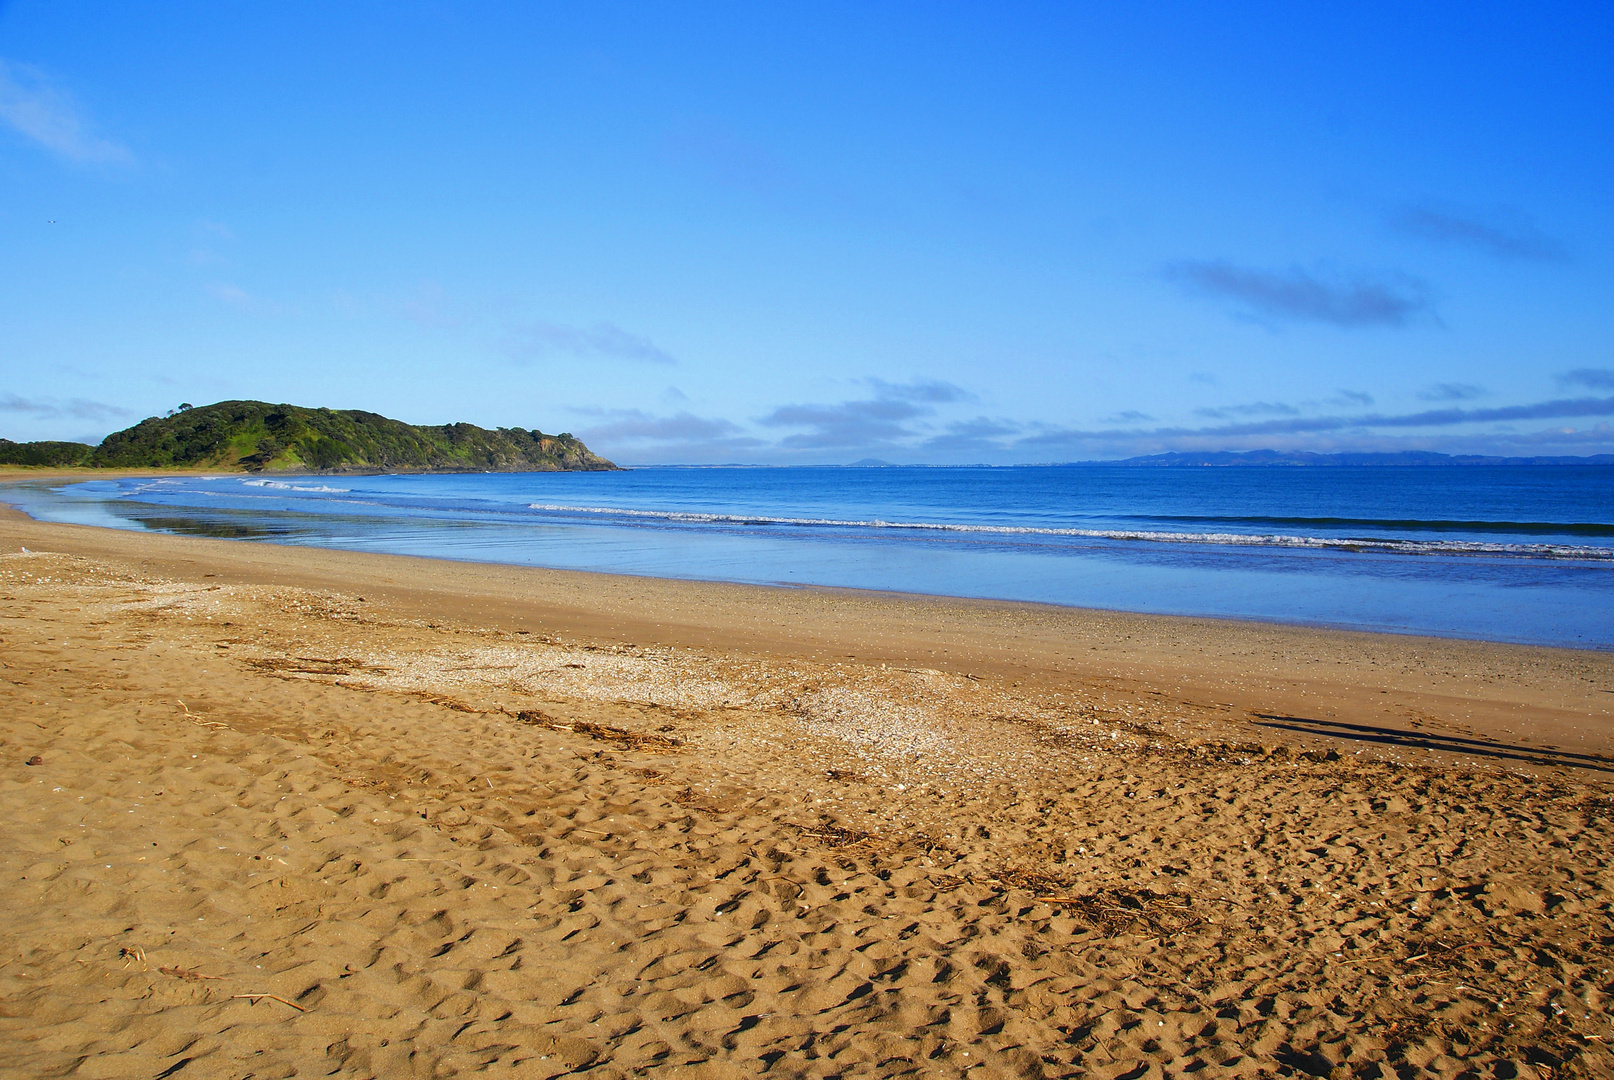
[1, 504, 1611, 1078]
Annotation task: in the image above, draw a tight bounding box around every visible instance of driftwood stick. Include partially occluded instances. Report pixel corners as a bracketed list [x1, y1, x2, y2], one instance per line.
[232, 992, 306, 1012]
[177, 700, 227, 728]
[159, 965, 226, 981]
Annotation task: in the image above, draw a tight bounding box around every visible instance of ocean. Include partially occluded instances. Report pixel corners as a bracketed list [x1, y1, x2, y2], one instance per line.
[5, 465, 1612, 648]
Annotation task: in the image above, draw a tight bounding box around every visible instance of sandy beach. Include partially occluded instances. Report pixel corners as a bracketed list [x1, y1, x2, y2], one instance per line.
[2, 499, 1611, 1078]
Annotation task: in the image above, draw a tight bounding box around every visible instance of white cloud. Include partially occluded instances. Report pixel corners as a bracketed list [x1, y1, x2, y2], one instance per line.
[0, 60, 132, 165]
[509, 320, 676, 365]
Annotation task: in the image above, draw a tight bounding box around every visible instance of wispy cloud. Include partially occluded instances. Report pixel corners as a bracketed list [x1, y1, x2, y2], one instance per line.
[1191, 392, 1374, 421]
[571, 379, 981, 463]
[187, 219, 237, 267]
[1193, 400, 1300, 420]
[575, 408, 747, 443]
[329, 280, 465, 328]
[1419, 382, 1486, 402]
[581, 388, 1614, 464]
[916, 417, 1024, 456]
[1559, 368, 1614, 391]
[207, 282, 253, 307]
[864, 378, 973, 404]
[942, 417, 1020, 439]
[0, 60, 131, 164]
[509, 320, 676, 365]
[1390, 203, 1566, 261]
[206, 282, 293, 316]
[0, 394, 131, 422]
[393, 280, 461, 329]
[572, 407, 764, 463]
[1018, 395, 1614, 451]
[1167, 261, 1431, 327]
[758, 379, 972, 450]
[760, 398, 928, 449]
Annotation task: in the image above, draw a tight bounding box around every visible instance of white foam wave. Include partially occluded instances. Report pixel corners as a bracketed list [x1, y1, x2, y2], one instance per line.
[240, 479, 352, 494]
[525, 503, 1614, 561]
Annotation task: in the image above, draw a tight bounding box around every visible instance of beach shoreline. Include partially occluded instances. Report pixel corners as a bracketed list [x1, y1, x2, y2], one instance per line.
[2, 495, 1610, 768]
[9, 463, 1612, 653]
[3, 497, 1612, 1076]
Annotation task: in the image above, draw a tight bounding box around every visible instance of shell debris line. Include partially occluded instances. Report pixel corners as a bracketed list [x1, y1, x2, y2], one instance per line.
[1, 547, 1611, 1080]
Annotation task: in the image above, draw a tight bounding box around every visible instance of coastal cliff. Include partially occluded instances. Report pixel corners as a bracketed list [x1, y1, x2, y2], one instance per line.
[0, 400, 617, 473]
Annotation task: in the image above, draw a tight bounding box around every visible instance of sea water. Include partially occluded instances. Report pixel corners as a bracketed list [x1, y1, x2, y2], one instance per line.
[5, 466, 1612, 648]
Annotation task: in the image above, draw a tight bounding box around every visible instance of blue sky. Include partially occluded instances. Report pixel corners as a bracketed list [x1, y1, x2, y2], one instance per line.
[1, 1, 1611, 463]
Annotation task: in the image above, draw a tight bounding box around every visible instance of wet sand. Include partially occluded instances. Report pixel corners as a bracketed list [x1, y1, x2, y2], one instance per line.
[1, 504, 1611, 1078]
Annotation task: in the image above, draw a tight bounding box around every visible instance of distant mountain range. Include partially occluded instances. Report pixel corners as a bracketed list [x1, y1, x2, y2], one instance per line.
[843, 450, 1614, 467]
[1093, 450, 1614, 467]
[0, 400, 617, 473]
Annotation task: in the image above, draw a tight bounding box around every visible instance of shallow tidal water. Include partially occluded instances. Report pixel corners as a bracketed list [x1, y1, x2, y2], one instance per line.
[6, 464, 1612, 648]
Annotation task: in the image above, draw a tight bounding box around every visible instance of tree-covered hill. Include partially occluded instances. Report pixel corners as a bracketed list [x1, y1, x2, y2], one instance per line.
[0, 439, 96, 467]
[3, 401, 617, 473]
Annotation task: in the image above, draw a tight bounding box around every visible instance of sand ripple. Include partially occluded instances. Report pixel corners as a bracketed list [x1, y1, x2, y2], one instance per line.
[1, 550, 1611, 1078]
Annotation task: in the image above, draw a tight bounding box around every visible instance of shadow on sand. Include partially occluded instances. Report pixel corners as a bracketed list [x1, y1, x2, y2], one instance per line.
[1250, 714, 1614, 776]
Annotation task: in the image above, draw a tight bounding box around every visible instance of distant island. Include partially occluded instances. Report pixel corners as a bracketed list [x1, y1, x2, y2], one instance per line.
[1094, 450, 1614, 467]
[0, 400, 617, 473]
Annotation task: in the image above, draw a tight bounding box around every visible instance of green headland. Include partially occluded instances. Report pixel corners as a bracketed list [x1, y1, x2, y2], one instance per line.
[0, 401, 617, 473]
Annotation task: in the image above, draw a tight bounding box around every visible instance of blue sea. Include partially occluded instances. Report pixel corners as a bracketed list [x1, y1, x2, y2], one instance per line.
[5, 466, 1612, 648]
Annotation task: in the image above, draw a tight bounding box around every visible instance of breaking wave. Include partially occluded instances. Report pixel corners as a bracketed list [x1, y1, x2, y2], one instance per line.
[525, 503, 1614, 560]
[238, 479, 352, 494]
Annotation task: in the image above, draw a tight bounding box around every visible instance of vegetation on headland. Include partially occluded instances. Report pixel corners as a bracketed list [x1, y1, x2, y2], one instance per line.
[0, 440, 100, 467]
[0, 400, 617, 473]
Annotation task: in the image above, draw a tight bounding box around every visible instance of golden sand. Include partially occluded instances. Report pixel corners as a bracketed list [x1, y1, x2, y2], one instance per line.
[1, 503, 1611, 1078]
